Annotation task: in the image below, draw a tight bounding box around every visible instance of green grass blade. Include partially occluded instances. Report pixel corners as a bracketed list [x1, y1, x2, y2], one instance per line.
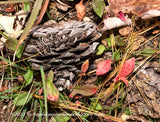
[32, 99, 38, 122]
[0, 86, 20, 95]
[0, 56, 26, 71]
[20, 105, 28, 120]
[40, 66, 48, 122]
[38, 99, 43, 122]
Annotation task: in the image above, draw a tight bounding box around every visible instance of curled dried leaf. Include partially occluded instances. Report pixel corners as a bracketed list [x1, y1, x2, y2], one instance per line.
[75, 0, 86, 21]
[81, 59, 89, 75]
[119, 26, 132, 36]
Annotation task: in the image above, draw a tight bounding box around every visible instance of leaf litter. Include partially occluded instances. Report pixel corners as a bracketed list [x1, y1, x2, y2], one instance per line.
[0, 0, 160, 122]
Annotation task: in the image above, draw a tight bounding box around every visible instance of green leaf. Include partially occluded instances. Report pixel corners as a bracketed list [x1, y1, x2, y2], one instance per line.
[90, 97, 103, 110]
[54, 115, 70, 122]
[92, 0, 105, 18]
[40, 66, 48, 122]
[23, 67, 33, 86]
[5, 37, 24, 58]
[96, 44, 106, 55]
[0, 86, 20, 95]
[125, 107, 133, 115]
[24, 2, 31, 11]
[112, 51, 120, 62]
[16, 43, 25, 58]
[11, 118, 26, 122]
[0, 56, 26, 71]
[134, 48, 157, 56]
[47, 70, 53, 84]
[46, 70, 59, 101]
[114, 35, 124, 46]
[5, 37, 18, 50]
[13, 92, 32, 106]
[107, 38, 111, 47]
[94, 103, 103, 110]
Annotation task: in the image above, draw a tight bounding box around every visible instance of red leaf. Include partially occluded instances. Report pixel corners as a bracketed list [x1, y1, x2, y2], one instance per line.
[75, 100, 81, 105]
[119, 77, 128, 85]
[70, 100, 81, 108]
[69, 84, 98, 98]
[81, 60, 89, 75]
[113, 57, 135, 85]
[47, 94, 59, 101]
[38, 88, 43, 95]
[69, 94, 73, 98]
[5, 7, 15, 12]
[96, 59, 112, 75]
[74, 95, 83, 99]
[75, 0, 86, 21]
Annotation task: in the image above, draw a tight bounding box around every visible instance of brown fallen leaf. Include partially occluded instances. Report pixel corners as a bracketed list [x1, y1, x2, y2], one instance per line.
[81, 59, 89, 76]
[17, 75, 24, 82]
[107, 0, 160, 19]
[119, 26, 132, 36]
[0, 85, 7, 92]
[55, 0, 72, 11]
[97, 16, 132, 31]
[75, 0, 86, 21]
[152, 29, 160, 34]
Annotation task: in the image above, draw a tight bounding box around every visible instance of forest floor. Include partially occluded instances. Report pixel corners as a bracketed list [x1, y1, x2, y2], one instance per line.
[0, 0, 160, 122]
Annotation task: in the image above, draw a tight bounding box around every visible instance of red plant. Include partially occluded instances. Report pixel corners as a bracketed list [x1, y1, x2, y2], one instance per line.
[96, 59, 112, 75]
[69, 84, 98, 98]
[117, 11, 127, 22]
[5, 7, 15, 12]
[113, 57, 135, 85]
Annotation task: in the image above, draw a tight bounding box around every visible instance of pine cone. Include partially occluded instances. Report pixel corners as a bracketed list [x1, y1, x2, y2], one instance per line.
[24, 20, 101, 91]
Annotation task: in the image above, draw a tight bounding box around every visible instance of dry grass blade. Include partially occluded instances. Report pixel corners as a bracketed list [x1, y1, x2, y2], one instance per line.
[7, 81, 25, 122]
[13, 0, 44, 62]
[32, 95, 126, 122]
[130, 54, 158, 112]
[0, 49, 5, 91]
[34, 0, 49, 26]
[0, 0, 33, 4]
[132, 78, 153, 111]
[138, 21, 160, 35]
[0, 51, 44, 69]
[58, 101, 126, 122]
[13, 83, 34, 122]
